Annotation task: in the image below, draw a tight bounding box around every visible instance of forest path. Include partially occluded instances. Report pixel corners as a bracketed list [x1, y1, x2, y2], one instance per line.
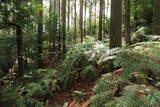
[47, 78, 98, 107]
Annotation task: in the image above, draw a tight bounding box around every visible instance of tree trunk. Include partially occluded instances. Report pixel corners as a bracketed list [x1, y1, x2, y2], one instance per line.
[15, 2, 24, 76]
[89, 5, 92, 35]
[95, 1, 97, 32]
[110, 0, 122, 49]
[79, 0, 84, 42]
[62, 0, 67, 53]
[49, 0, 53, 42]
[37, 0, 43, 68]
[124, 0, 131, 45]
[74, 0, 77, 42]
[84, 0, 87, 37]
[16, 25, 23, 76]
[102, 0, 106, 37]
[98, 0, 103, 41]
[152, 0, 160, 34]
[134, 0, 138, 29]
[58, 0, 61, 51]
[67, 0, 70, 32]
[53, 0, 58, 50]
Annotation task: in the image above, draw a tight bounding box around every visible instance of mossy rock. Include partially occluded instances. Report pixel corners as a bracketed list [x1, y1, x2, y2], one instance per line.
[80, 65, 99, 82]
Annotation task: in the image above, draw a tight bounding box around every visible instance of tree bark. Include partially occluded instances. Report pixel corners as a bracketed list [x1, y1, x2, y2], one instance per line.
[84, 0, 87, 37]
[67, 0, 70, 32]
[98, 0, 103, 41]
[152, 0, 160, 34]
[89, 5, 92, 35]
[58, 0, 61, 51]
[15, 2, 24, 76]
[74, 0, 77, 42]
[79, 0, 84, 42]
[102, 0, 106, 37]
[124, 0, 131, 45]
[62, 0, 67, 53]
[110, 0, 122, 49]
[37, 0, 43, 68]
[16, 25, 23, 76]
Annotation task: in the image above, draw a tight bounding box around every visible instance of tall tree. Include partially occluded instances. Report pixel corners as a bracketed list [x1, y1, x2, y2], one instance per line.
[98, 0, 103, 41]
[80, 0, 84, 42]
[84, 0, 87, 37]
[102, 0, 106, 37]
[74, 0, 77, 42]
[37, 0, 43, 68]
[53, 0, 58, 50]
[124, 0, 131, 45]
[49, 0, 53, 42]
[89, 2, 93, 35]
[110, 0, 122, 48]
[94, 1, 97, 29]
[62, 0, 67, 53]
[58, 0, 61, 51]
[67, 0, 70, 32]
[15, 2, 24, 76]
[152, 0, 160, 34]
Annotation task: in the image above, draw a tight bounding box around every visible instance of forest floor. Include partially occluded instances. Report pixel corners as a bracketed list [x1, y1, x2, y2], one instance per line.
[48, 76, 97, 107]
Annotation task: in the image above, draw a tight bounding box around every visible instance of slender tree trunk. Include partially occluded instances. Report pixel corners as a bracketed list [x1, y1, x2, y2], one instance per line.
[49, 0, 53, 43]
[74, 0, 77, 42]
[134, 0, 138, 29]
[102, 0, 106, 37]
[37, 0, 43, 68]
[84, 0, 87, 37]
[15, 2, 24, 76]
[67, 0, 70, 32]
[95, 1, 97, 31]
[62, 0, 66, 53]
[16, 25, 23, 76]
[110, 0, 122, 49]
[79, 0, 84, 42]
[58, 0, 61, 51]
[124, 0, 131, 45]
[89, 5, 92, 35]
[49, 0, 52, 39]
[152, 0, 160, 34]
[98, 0, 103, 41]
[53, 0, 57, 50]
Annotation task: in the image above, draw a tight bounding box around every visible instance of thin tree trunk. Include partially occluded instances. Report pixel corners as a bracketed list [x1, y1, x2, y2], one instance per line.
[98, 0, 103, 41]
[84, 0, 87, 37]
[15, 2, 24, 76]
[124, 0, 131, 45]
[67, 0, 70, 32]
[49, 0, 53, 43]
[74, 0, 77, 42]
[37, 0, 43, 68]
[89, 5, 92, 35]
[53, 0, 57, 50]
[62, 0, 66, 53]
[134, 0, 138, 29]
[16, 25, 23, 76]
[95, 1, 97, 31]
[80, 0, 84, 42]
[102, 0, 106, 37]
[152, 0, 160, 34]
[58, 0, 61, 51]
[110, 0, 122, 49]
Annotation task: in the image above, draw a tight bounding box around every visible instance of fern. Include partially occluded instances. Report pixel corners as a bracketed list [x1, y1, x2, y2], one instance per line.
[93, 73, 112, 94]
[91, 90, 113, 107]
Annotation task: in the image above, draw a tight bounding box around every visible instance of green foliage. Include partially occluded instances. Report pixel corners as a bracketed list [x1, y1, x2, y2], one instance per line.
[0, 69, 58, 107]
[80, 65, 99, 82]
[60, 39, 108, 89]
[131, 0, 153, 27]
[93, 73, 112, 94]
